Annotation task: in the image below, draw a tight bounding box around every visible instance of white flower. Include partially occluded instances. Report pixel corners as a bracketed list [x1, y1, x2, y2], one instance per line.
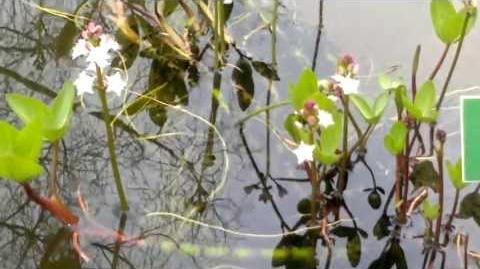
[292, 142, 315, 164]
[105, 72, 126, 96]
[74, 71, 95, 96]
[72, 34, 120, 70]
[318, 110, 334, 128]
[327, 95, 339, 102]
[72, 39, 89, 59]
[331, 74, 360, 95]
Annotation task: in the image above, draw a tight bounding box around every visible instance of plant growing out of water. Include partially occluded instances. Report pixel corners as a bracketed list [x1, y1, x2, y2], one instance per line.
[2, 81, 77, 225]
[283, 55, 390, 266]
[71, 21, 129, 212]
[367, 0, 478, 267]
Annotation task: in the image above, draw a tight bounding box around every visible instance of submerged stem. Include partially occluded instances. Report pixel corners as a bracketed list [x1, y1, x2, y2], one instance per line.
[48, 140, 59, 197]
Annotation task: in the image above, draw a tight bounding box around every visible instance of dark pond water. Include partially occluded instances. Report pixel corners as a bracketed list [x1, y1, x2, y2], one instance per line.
[1, 0, 480, 268]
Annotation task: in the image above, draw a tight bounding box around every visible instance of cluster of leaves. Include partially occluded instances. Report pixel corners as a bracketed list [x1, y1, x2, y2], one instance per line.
[285, 70, 345, 165]
[0, 82, 74, 182]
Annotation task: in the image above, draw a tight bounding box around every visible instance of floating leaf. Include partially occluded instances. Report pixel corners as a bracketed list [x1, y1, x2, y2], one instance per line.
[252, 61, 280, 81]
[411, 160, 439, 192]
[232, 57, 255, 111]
[40, 229, 81, 269]
[112, 15, 140, 69]
[54, 20, 79, 59]
[384, 121, 408, 155]
[458, 192, 480, 225]
[296, 198, 312, 215]
[373, 214, 391, 240]
[347, 233, 362, 267]
[145, 60, 189, 128]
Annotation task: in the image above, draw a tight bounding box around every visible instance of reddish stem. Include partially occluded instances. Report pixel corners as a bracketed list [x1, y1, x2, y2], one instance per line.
[22, 183, 79, 225]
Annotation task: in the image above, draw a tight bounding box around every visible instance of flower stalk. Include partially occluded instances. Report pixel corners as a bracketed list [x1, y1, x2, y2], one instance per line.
[95, 66, 129, 212]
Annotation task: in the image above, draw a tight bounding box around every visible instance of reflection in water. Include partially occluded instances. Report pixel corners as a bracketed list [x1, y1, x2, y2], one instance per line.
[1, 0, 480, 269]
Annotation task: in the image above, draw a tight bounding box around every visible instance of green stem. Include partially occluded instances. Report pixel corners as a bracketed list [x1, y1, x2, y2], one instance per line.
[436, 13, 472, 110]
[443, 189, 460, 246]
[429, 44, 450, 81]
[112, 212, 128, 269]
[96, 67, 129, 212]
[337, 96, 350, 192]
[433, 142, 445, 246]
[266, 0, 279, 177]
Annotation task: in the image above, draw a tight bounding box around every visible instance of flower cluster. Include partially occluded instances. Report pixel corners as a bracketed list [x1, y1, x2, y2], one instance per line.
[72, 22, 126, 97]
[330, 54, 360, 96]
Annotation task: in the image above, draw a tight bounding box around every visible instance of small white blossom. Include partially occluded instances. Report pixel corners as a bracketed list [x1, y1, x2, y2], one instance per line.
[292, 142, 315, 164]
[318, 110, 334, 128]
[331, 74, 360, 95]
[73, 71, 95, 96]
[72, 34, 120, 70]
[327, 95, 339, 102]
[105, 72, 127, 96]
[72, 39, 90, 59]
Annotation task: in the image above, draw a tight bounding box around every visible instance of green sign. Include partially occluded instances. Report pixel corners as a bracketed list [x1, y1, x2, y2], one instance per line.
[461, 96, 480, 182]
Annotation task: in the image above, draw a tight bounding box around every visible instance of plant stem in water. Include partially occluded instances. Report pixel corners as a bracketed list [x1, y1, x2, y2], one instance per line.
[48, 140, 59, 197]
[96, 67, 129, 212]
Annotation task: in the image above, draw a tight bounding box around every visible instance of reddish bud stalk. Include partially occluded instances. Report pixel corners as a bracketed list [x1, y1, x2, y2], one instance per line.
[22, 183, 79, 225]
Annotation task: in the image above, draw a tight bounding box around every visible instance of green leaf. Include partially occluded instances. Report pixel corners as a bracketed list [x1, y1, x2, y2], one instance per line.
[54, 20, 79, 60]
[314, 114, 343, 165]
[350, 94, 374, 121]
[6, 94, 48, 124]
[413, 80, 437, 122]
[447, 158, 466, 190]
[351, 92, 390, 124]
[112, 14, 140, 69]
[0, 121, 43, 182]
[46, 81, 75, 141]
[288, 69, 318, 109]
[284, 114, 310, 144]
[411, 160, 439, 192]
[252, 61, 280, 81]
[73, 0, 96, 28]
[373, 92, 390, 119]
[378, 73, 403, 90]
[458, 6, 478, 39]
[422, 199, 440, 221]
[232, 57, 255, 111]
[346, 233, 361, 267]
[384, 122, 408, 155]
[458, 192, 480, 225]
[373, 214, 391, 240]
[15, 121, 43, 161]
[163, 0, 179, 16]
[431, 0, 463, 44]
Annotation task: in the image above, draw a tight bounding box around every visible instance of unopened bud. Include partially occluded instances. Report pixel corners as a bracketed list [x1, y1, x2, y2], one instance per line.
[436, 129, 446, 144]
